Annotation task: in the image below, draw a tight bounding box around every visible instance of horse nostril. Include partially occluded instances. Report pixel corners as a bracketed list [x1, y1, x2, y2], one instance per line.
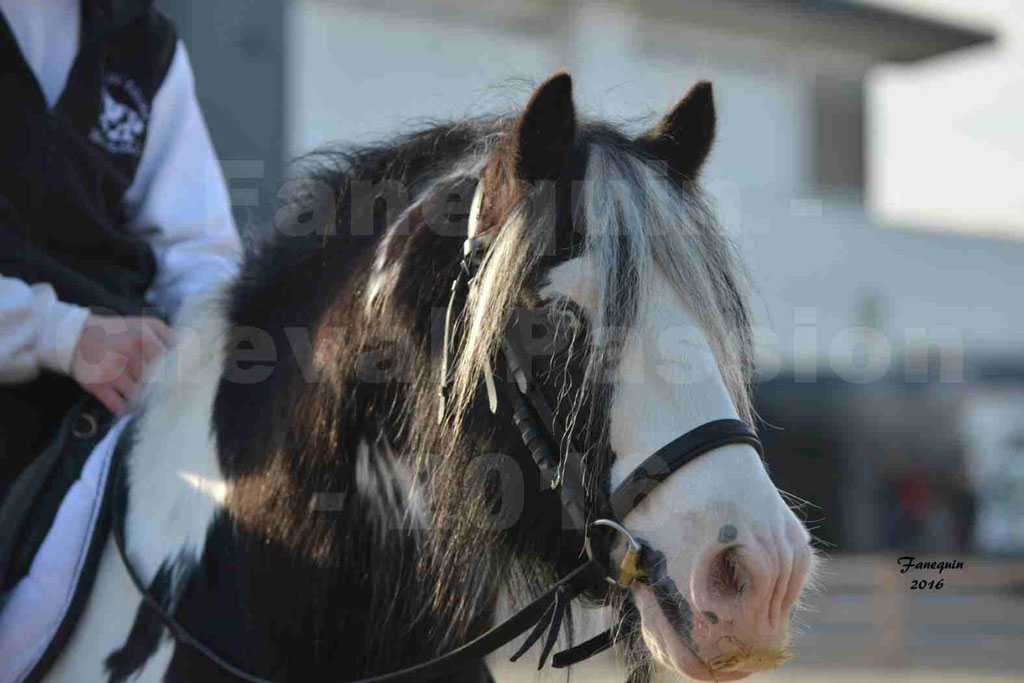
[708, 545, 748, 598]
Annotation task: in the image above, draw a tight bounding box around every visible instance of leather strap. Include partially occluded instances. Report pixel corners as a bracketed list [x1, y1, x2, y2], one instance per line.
[555, 420, 762, 664]
[608, 419, 761, 519]
[500, 323, 591, 535]
[551, 628, 614, 668]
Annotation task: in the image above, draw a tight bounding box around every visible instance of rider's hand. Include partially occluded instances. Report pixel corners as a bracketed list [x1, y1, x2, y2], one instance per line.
[70, 314, 172, 415]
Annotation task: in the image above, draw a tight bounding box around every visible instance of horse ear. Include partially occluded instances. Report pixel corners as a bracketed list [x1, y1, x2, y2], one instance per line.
[474, 73, 576, 235]
[513, 72, 577, 181]
[638, 80, 716, 179]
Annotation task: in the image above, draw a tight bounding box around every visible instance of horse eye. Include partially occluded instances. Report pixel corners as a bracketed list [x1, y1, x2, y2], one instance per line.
[550, 308, 579, 333]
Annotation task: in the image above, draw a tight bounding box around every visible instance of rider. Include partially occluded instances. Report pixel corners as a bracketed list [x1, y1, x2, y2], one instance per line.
[0, 0, 241, 587]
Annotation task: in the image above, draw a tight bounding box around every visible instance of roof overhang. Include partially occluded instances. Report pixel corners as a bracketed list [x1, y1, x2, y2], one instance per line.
[337, 0, 995, 64]
[635, 0, 995, 63]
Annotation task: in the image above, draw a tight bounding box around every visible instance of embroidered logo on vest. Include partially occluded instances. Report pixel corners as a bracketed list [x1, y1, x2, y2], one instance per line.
[89, 74, 150, 156]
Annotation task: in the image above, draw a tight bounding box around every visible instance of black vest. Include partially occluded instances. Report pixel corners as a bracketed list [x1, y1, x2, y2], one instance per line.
[0, 0, 177, 484]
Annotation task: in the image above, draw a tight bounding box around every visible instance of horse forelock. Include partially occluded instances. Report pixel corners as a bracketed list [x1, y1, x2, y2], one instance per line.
[445, 121, 755, 483]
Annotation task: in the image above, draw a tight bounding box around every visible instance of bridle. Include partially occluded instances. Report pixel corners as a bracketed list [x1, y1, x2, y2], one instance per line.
[110, 181, 763, 683]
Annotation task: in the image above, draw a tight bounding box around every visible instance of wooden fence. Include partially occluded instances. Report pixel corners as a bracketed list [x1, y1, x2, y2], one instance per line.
[781, 554, 1024, 673]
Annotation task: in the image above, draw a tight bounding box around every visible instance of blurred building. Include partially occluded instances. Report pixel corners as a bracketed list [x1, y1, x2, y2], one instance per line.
[162, 1, 1024, 554]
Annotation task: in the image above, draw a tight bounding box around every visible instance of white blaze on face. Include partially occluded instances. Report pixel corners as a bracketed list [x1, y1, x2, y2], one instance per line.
[541, 254, 812, 680]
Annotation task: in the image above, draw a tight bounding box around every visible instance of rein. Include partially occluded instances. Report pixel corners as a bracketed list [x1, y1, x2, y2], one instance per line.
[110, 203, 763, 683]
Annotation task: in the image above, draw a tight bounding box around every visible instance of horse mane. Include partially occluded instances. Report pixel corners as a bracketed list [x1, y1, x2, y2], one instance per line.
[198, 113, 755, 678]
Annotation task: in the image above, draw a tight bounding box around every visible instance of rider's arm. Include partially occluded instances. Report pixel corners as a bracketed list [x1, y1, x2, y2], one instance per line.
[122, 40, 243, 324]
[0, 275, 89, 383]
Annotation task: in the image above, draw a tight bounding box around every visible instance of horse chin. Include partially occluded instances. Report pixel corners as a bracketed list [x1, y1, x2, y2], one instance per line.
[643, 628, 755, 682]
[636, 586, 761, 683]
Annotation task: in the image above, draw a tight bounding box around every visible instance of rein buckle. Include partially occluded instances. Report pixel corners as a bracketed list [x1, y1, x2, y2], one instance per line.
[617, 545, 646, 588]
[589, 519, 648, 588]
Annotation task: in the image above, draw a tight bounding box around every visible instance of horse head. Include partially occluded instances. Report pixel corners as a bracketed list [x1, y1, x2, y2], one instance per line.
[432, 73, 819, 680]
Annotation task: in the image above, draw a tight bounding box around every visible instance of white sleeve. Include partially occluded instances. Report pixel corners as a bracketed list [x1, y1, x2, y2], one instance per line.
[123, 40, 243, 323]
[0, 275, 90, 383]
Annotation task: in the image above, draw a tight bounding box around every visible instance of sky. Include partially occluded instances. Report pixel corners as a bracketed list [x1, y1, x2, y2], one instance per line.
[864, 0, 1024, 240]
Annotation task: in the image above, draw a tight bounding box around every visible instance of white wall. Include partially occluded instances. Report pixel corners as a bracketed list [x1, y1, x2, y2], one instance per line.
[285, 1, 560, 155]
[734, 197, 1024, 378]
[286, 0, 812, 196]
